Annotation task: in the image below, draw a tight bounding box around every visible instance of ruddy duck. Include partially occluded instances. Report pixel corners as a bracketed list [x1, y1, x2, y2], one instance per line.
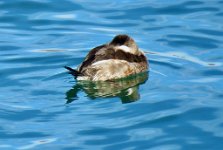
[65, 34, 148, 81]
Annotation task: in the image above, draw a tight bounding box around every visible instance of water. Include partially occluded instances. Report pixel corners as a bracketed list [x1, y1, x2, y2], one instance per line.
[0, 0, 223, 149]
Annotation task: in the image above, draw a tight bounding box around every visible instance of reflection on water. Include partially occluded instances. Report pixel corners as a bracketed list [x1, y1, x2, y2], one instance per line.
[66, 72, 148, 104]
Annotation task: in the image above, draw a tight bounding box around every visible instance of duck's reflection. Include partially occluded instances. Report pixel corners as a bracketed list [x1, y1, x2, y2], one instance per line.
[66, 72, 148, 104]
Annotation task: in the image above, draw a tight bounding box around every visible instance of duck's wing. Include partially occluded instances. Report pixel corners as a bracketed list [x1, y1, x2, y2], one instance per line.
[79, 44, 115, 72]
[79, 42, 148, 73]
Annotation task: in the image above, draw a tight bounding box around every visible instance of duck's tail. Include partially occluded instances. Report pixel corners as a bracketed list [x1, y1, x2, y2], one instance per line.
[64, 66, 82, 78]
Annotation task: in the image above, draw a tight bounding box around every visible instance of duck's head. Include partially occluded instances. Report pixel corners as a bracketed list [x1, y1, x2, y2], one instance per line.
[109, 34, 140, 55]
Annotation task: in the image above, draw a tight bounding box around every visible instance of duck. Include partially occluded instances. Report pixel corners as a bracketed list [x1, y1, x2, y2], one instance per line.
[65, 34, 148, 81]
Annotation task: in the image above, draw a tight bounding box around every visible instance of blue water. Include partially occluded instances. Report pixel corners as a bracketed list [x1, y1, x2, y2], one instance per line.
[0, 0, 223, 149]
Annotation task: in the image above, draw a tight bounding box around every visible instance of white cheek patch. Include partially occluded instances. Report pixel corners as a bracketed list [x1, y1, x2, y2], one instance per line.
[116, 45, 132, 53]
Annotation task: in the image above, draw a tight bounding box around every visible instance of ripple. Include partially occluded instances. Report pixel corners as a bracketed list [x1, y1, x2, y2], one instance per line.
[105, 1, 219, 21]
[157, 34, 220, 49]
[150, 59, 183, 70]
[194, 29, 223, 37]
[18, 138, 57, 150]
[0, 1, 82, 13]
[147, 51, 222, 67]
[144, 25, 181, 31]
[0, 45, 20, 51]
[201, 69, 223, 76]
[85, 134, 129, 145]
[0, 0, 223, 149]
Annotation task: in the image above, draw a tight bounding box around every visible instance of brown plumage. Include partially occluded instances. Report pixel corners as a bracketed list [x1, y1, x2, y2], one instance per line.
[65, 34, 148, 81]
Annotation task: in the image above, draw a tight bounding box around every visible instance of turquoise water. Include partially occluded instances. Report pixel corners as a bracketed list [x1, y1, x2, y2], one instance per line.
[0, 0, 223, 149]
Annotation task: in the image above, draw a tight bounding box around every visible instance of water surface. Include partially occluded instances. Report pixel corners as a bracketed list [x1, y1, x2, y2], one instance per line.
[0, 0, 223, 149]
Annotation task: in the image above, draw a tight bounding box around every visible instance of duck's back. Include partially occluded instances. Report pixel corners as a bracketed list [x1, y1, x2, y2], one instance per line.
[77, 48, 147, 81]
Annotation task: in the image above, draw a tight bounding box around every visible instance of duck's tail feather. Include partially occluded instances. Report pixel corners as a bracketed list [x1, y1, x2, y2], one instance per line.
[64, 66, 82, 78]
